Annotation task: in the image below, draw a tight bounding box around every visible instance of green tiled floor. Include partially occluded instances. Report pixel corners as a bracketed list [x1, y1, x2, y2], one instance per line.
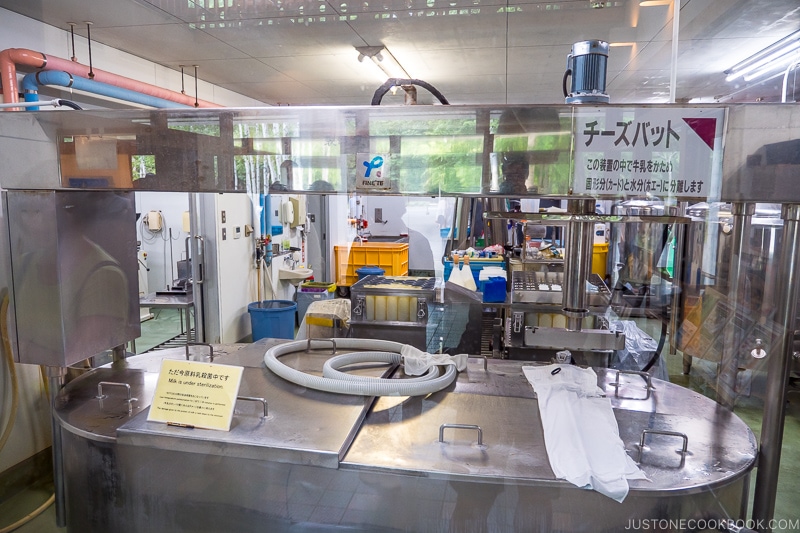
[133, 308, 191, 353]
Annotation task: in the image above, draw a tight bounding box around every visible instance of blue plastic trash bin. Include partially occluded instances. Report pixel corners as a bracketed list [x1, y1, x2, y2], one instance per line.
[248, 300, 297, 340]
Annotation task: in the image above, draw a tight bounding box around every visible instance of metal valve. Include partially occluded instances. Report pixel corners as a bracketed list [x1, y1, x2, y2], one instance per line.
[751, 338, 767, 359]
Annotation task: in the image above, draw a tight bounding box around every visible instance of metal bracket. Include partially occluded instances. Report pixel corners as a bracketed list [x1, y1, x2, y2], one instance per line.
[417, 298, 427, 320]
[513, 312, 523, 334]
[353, 296, 365, 316]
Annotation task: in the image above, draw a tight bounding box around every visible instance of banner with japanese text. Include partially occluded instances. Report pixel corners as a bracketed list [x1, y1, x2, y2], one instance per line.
[572, 107, 725, 199]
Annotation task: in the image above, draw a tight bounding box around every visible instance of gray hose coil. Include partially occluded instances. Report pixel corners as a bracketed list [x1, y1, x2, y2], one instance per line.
[264, 339, 457, 396]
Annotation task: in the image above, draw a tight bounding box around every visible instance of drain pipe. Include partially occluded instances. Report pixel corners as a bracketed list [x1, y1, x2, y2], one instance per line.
[21, 71, 192, 110]
[0, 48, 220, 109]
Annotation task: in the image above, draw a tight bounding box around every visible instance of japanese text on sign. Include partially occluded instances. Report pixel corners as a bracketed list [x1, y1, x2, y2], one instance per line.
[585, 177, 705, 194]
[148, 359, 244, 431]
[572, 107, 725, 199]
[582, 120, 680, 149]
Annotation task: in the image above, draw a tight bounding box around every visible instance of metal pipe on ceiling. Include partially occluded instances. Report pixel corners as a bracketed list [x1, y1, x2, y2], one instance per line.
[0, 47, 220, 110]
[21, 71, 192, 110]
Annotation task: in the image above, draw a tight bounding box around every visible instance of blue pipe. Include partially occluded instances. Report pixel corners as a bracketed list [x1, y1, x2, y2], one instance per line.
[21, 71, 191, 110]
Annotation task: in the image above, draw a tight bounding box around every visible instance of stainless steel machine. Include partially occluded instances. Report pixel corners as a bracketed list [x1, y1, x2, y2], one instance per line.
[0, 103, 797, 532]
[54, 342, 756, 533]
[349, 274, 435, 350]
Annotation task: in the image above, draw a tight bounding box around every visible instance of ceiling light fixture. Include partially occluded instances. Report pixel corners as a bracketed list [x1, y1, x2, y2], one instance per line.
[725, 30, 800, 83]
[355, 46, 410, 82]
[639, 0, 671, 6]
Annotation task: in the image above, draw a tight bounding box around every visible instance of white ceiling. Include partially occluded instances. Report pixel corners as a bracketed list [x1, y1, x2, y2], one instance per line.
[1, 0, 799, 106]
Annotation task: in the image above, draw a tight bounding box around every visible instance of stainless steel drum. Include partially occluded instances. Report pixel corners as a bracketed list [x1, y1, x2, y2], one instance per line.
[54, 342, 756, 533]
[610, 200, 675, 284]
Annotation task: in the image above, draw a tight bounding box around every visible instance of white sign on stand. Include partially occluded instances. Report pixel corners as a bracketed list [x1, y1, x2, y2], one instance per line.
[356, 153, 391, 191]
[572, 107, 725, 199]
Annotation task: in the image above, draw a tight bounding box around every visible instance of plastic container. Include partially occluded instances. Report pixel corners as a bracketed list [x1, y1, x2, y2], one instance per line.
[482, 277, 507, 303]
[356, 266, 385, 280]
[334, 242, 408, 286]
[592, 243, 609, 278]
[248, 300, 297, 340]
[296, 284, 335, 323]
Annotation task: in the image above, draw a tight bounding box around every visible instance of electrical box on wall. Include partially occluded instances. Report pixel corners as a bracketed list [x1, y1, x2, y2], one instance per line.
[145, 210, 163, 231]
[289, 196, 306, 228]
[281, 201, 295, 224]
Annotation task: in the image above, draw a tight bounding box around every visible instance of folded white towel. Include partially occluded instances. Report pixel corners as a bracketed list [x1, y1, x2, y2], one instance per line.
[523, 364, 648, 502]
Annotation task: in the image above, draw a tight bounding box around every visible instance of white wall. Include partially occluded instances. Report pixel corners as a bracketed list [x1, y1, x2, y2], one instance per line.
[135, 192, 191, 292]
[0, 9, 265, 474]
[215, 194, 257, 343]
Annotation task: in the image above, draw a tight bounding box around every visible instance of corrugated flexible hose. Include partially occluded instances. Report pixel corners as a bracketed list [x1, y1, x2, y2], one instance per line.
[264, 339, 457, 396]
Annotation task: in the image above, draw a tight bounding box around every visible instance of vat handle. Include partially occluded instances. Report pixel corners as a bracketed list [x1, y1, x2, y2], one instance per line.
[439, 424, 483, 446]
[612, 369, 654, 400]
[185, 342, 214, 362]
[237, 396, 268, 418]
[96, 381, 137, 412]
[637, 429, 688, 464]
[306, 338, 337, 354]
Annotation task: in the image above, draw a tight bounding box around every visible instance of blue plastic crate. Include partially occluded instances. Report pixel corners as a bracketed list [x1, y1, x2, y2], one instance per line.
[443, 258, 505, 285]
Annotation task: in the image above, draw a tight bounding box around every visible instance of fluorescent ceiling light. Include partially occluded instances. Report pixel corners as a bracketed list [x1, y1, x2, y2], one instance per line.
[726, 30, 800, 82]
[355, 46, 410, 82]
[639, 0, 671, 6]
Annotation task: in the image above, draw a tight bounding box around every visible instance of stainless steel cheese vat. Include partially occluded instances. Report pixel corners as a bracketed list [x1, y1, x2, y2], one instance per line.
[54, 340, 756, 532]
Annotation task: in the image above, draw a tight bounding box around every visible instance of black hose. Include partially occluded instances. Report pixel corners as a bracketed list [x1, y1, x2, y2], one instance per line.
[562, 69, 571, 98]
[56, 99, 83, 110]
[642, 318, 668, 373]
[371, 78, 449, 105]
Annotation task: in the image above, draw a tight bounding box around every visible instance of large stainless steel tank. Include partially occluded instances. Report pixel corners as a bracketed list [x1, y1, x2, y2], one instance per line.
[55, 341, 756, 532]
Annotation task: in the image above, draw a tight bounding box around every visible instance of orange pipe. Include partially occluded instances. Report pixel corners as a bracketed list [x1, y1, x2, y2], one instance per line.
[0, 47, 220, 109]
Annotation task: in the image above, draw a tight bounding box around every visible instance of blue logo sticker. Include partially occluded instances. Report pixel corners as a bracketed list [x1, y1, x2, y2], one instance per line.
[362, 156, 384, 178]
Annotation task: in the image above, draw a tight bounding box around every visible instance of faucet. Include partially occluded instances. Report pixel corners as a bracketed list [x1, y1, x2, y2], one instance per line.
[284, 254, 298, 269]
[284, 246, 301, 269]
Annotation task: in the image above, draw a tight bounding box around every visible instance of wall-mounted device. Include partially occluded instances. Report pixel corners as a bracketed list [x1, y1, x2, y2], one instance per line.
[144, 210, 163, 231]
[280, 201, 295, 224]
[289, 196, 305, 228]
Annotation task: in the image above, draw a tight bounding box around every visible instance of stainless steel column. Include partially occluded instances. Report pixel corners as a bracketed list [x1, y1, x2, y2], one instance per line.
[717, 202, 755, 410]
[47, 366, 67, 527]
[668, 204, 686, 361]
[485, 197, 509, 248]
[453, 196, 471, 252]
[752, 204, 800, 531]
[563, 199, 595, 331]
[189, 193, 205, 343]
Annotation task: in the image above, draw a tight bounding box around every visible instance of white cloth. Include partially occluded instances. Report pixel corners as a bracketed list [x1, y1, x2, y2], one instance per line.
[523, 364, 648, 502]
[401, 344, 467, 376]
